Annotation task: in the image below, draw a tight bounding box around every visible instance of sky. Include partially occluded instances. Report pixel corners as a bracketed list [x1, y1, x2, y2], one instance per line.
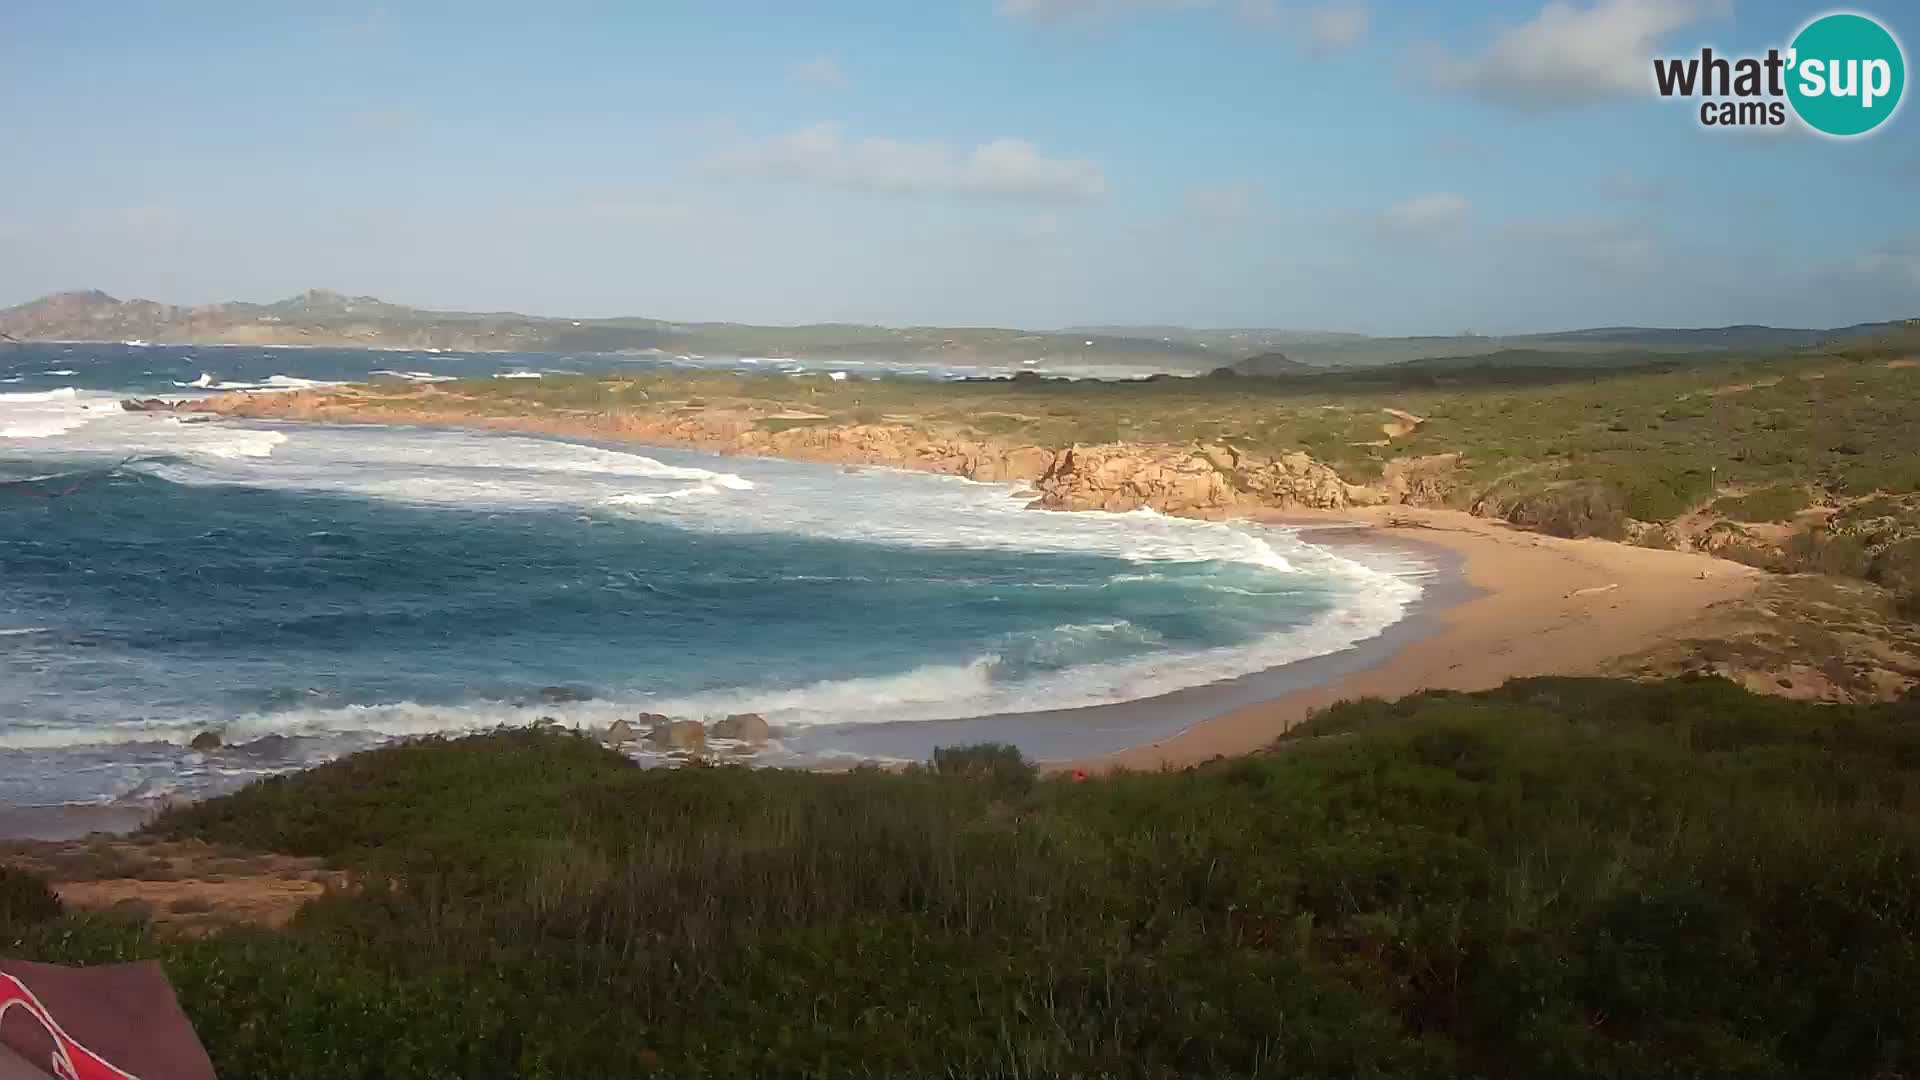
[1, 0, 1915, 335]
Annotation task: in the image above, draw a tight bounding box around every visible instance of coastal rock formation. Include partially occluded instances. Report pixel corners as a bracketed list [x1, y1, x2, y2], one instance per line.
[1381, 453, 1461, 504]
[188, 390, 1362, 517]
[1029, 443, 1351, 515]
[711, 712, 771, 744]
[647, 718, 706, 752]
[189, 731, 222, 752]
[1033, 445, 1235, 515]
[1231, 450, 1351, 511]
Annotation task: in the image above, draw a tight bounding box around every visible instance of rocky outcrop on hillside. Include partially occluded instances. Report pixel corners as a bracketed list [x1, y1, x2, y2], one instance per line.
[183, 390, 1367, 517]
[1029, 444, 1351, 515]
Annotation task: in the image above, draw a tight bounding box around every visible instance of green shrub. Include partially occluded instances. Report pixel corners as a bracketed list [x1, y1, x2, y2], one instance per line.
[971, 413, 1027, 436]
[930, 742, 1036, 794]
[1636, 526, 1677, 550]
[1872, 538, 1920, 595]
[1504, 483, 1628, 539]
[0, 865, 62, 925]
[1785, 529, 1873, 577]
[1713, 485, 1812, 522]
[1610, 463, 1712, 520]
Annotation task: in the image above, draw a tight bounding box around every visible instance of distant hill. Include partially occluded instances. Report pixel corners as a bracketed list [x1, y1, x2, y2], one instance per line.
[0, 289, 1220, 370]
[1225, 350, 1314, 376]
[2, 288, 1909, 373]
[1526, 322, 1916, 350]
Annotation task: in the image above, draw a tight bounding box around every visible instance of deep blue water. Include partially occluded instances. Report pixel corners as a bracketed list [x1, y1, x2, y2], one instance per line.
[0, 343, 1423, 806]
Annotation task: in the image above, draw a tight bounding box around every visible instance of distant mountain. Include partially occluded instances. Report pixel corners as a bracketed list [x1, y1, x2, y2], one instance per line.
[1527, 322, 1915, 350]
[3, 289, 1910, 373]
[0, 289, 1222, 370]
[1225, 350, 1314, 376]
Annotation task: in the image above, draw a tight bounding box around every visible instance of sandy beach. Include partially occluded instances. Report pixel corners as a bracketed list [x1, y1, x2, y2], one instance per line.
[1073, 505, 1763, 771]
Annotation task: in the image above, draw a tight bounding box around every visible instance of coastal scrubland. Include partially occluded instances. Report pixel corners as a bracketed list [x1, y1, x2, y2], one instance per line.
[4, 677, 1918, 1078]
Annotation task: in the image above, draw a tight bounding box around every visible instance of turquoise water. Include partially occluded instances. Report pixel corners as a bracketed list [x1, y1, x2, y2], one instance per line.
[0, 344, 1423, 806]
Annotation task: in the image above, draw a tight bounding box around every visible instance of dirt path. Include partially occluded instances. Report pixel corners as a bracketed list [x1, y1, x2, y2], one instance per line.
[1, 837, 347, 931]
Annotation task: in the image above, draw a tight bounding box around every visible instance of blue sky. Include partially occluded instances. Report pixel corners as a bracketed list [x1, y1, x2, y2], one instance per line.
[1, 1, 1914, 334]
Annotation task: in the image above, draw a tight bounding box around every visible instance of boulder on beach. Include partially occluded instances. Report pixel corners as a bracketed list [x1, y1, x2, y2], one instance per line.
[647, 718, 706, 752]
[605, 718, 637, 745]
[188, 731, 222, 752]
[711, 712, 771, 744]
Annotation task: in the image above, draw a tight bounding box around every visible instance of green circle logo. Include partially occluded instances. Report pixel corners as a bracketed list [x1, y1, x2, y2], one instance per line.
[1787, 12, 1906, 137]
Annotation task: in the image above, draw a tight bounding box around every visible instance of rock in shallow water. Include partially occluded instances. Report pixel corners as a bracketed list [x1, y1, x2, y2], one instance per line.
[647, 719, 706, 752]
[189, 731, 222, 752]
[711, 712, 771, 744]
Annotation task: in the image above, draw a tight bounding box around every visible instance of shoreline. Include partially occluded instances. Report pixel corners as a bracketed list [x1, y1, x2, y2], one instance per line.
[1066, 505, 1761, 771]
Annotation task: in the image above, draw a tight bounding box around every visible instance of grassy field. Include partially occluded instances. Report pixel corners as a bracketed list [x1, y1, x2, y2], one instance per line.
[4, 678, 1919, 1077]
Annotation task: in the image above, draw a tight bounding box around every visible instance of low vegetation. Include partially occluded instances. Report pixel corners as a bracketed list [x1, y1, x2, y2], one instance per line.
[4, 678, 1919, 1077]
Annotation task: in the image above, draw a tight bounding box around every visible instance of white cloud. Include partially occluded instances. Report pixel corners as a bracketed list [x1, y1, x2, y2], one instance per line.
[788, 57, 846, 86]
[1183, 182, 1256, 221]
[1305, 2, 1368, 53]
[1378, 192, 1471, 236]
[1425, 0, 1728, 107]
[711, 124, 1106, 201]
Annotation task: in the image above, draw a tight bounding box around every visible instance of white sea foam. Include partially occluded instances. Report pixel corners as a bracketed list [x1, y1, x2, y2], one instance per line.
[370, 370, 458, 383]
[0, 388, 120, 438]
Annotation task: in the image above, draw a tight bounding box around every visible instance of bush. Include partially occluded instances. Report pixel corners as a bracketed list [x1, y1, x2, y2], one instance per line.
[1635, 525, 1677, 550]
[1504, 482, 1628, 539]
[1871, 538, 1920, 596]
[930, 742, 1036, 794]
[1713, 485, 1812, 522]
[1785, 529, 1873, 577]
[0, 866, 63, 925]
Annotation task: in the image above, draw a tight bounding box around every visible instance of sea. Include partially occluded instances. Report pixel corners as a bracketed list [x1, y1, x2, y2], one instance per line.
[0, 342, 1429, 810]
